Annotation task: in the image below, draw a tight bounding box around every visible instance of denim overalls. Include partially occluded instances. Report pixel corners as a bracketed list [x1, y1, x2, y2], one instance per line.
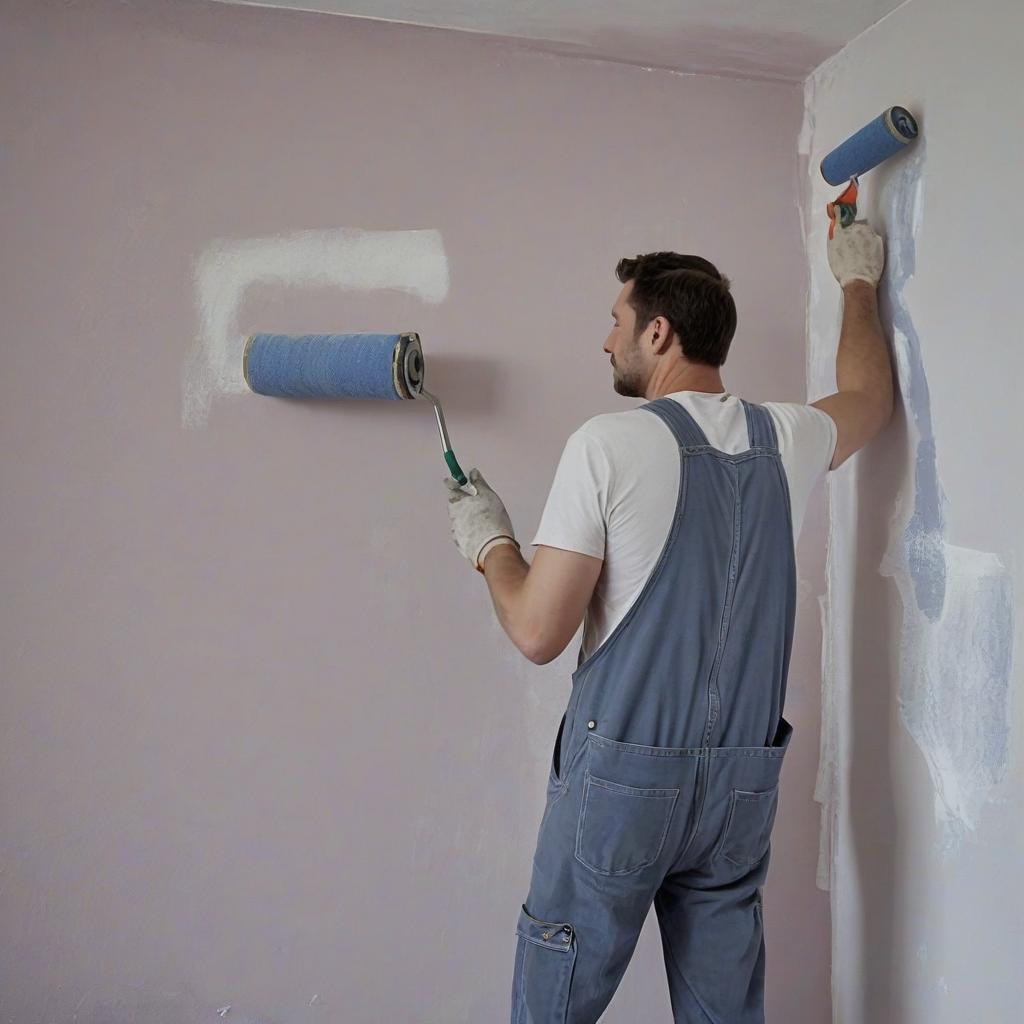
[511, 397, 797, 1024]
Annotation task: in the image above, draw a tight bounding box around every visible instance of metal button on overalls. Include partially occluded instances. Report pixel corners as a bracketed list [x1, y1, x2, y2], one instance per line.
[511, 397, 796, 1024]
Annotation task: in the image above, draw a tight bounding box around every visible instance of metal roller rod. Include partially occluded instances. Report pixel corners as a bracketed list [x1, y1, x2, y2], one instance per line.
[417, 387, 467, 485]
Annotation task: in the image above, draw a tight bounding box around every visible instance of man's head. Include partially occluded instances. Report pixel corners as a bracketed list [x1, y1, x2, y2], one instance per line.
[605, 252, 737, 399]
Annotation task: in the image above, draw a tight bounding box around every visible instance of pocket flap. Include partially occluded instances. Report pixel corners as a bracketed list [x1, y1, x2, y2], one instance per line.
[516, 903, 574, 951]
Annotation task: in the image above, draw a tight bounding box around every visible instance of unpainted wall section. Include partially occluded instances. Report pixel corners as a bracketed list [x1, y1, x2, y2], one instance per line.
[0, 0, 824, 1019]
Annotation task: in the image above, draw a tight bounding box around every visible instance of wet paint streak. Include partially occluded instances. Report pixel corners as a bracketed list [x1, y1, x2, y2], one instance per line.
[877, 141, 948, 623]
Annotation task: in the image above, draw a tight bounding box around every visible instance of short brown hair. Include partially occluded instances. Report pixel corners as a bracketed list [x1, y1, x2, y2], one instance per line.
[615, 252, 736, 367]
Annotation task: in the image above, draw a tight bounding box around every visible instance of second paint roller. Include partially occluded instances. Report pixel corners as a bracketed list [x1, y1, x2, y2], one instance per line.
[242, 110, 920, 486]
[243, 331, 468, 485]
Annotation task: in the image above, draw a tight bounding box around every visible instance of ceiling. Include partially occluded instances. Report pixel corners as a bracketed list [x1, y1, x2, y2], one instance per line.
[212, 0, 909, 83]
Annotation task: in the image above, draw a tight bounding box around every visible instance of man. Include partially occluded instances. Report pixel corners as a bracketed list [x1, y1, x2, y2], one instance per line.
[445, 220, 890, 1023]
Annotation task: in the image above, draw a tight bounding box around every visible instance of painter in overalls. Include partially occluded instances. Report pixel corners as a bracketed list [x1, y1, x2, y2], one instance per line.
[445, 252, 840, 1022]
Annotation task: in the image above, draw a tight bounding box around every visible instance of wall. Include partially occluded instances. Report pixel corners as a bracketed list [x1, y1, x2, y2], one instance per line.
[800, 0, 1022, 1019]
[0, 0, 825, 1019]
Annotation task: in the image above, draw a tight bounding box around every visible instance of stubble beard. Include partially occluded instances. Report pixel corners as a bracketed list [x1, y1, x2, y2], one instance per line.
[611, 336, 646, 399]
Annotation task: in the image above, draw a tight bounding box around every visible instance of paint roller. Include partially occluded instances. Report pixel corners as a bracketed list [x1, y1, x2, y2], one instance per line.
[239, 112, 920, 478]
[242, 332, 468, 485]
[820, 105, 920, 238]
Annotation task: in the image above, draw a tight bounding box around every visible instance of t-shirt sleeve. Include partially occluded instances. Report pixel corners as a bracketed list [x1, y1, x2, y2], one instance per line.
[765, 401, 838, 480]
[761, 401, 837, 547]
[530, 426, 610, 559]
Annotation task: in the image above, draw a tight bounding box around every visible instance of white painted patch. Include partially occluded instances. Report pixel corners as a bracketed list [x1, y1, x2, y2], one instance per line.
[182, 227, 450, 428]
[880, 540, 1014, 851]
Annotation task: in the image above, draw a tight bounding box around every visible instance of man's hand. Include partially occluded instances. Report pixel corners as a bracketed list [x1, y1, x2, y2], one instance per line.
[444, 467, 519, 571]
[827, 218, 885, 288]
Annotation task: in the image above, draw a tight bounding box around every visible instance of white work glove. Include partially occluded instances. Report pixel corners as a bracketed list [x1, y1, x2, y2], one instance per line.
[827, 218, 885, 287]
[444, 467, 520, 572]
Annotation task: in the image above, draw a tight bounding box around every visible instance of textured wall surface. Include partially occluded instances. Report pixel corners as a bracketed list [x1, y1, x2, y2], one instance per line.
[800, 0, 1022, 1020]
[0, 0, 826, 1019]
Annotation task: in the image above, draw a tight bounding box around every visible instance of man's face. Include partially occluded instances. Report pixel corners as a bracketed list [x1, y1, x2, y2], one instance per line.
[604, 281, 650, 399]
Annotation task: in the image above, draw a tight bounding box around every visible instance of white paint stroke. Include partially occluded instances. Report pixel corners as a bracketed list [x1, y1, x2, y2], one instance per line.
[813, 586, 838, 892]
[182, 227, 450, 429]
[800, 66, 844, 896]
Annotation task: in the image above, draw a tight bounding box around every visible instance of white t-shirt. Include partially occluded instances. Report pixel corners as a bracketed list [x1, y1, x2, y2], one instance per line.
[530, 391, 838, 661]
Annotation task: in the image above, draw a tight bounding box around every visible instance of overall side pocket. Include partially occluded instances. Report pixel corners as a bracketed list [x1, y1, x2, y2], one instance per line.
[547, 712, 567, 791]
[513, 903, 577, 1023]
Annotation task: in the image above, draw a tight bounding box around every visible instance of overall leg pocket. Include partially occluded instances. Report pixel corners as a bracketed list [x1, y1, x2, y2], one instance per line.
[512, 903, 577, 1024]
[711, 784, 780, 868]
[574, 772, 679, 876]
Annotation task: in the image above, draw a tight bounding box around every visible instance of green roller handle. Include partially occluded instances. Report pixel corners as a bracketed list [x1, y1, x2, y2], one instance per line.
[445, 449, 468, 487]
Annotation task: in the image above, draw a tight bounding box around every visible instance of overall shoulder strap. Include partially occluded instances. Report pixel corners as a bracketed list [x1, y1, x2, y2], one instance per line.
[741, 399, 779, 450]
[639, 396, 712, 447]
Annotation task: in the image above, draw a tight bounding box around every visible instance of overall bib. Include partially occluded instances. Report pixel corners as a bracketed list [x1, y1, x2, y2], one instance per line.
[511, 397, 797, 1024]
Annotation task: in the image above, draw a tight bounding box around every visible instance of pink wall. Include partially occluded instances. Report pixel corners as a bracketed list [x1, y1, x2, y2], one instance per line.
[0, 0, 826, 1018]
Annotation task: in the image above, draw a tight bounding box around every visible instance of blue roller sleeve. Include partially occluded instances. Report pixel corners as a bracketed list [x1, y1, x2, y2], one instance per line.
[820, 106, 919, 185]
[244, 333, 404, 399]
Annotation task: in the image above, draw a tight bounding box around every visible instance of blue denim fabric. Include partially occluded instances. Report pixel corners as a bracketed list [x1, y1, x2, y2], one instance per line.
[512, 398, 797, 1024]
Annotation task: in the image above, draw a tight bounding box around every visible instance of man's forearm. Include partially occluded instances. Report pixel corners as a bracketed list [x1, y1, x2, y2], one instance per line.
[838, 280, 893, 417]
[479, 541, 533, 657]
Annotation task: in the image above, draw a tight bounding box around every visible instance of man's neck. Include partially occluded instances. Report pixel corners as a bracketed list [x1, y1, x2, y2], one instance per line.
[647, 367, 726, 399]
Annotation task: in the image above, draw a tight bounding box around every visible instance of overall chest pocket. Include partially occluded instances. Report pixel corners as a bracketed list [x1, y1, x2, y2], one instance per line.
[574, 771, 679, 876]
[712, 785, 780, 868]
